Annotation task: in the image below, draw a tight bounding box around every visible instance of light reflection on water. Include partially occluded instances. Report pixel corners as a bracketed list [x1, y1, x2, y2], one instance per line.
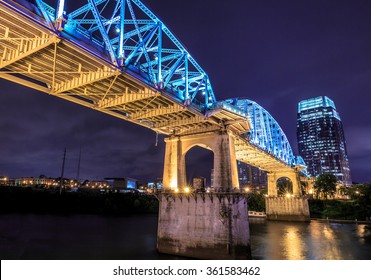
[249, 219, 371, 260]
[0, 214, 370, 260]
[282, 225, 306, 260]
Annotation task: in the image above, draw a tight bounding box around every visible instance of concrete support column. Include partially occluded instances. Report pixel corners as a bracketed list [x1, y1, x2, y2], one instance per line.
[212, 132, 239, 191]
[162, 137, 186, 191]
[267, 173, 278, 196]
[291, 171, 301, 196]
[157, 193, 251, 259]
[158, 130, 249, 259]
[265, 170, 310, 221]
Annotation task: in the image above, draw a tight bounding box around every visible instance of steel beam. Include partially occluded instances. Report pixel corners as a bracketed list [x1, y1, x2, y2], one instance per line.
[98, 92, 160, 108]
[53, 67, 120, 94]
[131, 104, 184, 119]
[154, 116, 205, 129]
[0, 36, 59, 69]
[87, 0, 117, 65]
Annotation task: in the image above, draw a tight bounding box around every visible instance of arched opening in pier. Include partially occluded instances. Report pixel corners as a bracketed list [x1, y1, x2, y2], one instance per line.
[185, 145, 214, 191]
[276, 177, 293, 197]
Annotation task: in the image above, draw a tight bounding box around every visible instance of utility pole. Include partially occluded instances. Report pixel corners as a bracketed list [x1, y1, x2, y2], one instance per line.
[59, 148, 66, 195]
[76, 146, 81, 186]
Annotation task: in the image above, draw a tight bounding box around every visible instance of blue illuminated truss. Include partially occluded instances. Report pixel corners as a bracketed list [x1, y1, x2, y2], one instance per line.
[223, 98, 306, 168]
[35, 0, 216, 109]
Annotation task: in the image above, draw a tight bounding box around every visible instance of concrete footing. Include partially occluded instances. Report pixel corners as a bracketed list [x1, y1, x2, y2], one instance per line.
[265, 196, 310, 221]
[157, 193, 251, 259]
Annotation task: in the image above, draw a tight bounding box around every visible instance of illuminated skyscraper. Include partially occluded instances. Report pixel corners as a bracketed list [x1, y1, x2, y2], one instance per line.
[297, 96, 351, 185]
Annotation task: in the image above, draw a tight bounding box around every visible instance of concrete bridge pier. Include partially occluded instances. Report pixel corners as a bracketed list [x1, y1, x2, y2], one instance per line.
[266, 171, 310, 221]
[157, 131, 251, 259]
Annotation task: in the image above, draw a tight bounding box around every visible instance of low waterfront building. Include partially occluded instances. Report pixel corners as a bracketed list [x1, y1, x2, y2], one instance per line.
[193, 176, 206, 192]
[105, 177, 138, 192]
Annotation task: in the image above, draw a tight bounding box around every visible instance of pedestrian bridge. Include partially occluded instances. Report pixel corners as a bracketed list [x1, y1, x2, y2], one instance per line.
[0, 1, 310, 259]
[0, 0, 306, 178]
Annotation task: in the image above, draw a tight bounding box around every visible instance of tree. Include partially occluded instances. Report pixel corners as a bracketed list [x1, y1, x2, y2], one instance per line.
[314, 174, 337, 199]
[247, 191, 266, 212]
[351, 183, 371, 220]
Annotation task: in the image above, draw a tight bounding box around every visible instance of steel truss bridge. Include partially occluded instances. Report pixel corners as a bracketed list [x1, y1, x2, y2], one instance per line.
[0, 0, 306, 174]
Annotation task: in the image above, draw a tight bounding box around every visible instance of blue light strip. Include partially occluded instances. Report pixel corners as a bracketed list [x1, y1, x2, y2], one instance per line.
[56, 0, 65, 19]
[118, 0, 125, 59]
[87, 0, 117, 65]
[35, 0, 55, 29]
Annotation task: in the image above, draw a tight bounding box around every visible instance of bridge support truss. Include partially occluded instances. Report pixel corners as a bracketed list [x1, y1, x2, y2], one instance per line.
[157, 130, 251, 259]
[266, 171, 310, 221]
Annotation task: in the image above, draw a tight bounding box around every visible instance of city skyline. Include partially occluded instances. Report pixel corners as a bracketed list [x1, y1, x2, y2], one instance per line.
[1, 0, 371, 183]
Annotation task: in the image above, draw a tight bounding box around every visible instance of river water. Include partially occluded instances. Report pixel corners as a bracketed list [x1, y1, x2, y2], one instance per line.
[0, 213, 370, 260]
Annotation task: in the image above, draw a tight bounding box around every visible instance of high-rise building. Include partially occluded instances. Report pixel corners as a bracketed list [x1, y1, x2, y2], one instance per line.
[297, 96, 351, 185]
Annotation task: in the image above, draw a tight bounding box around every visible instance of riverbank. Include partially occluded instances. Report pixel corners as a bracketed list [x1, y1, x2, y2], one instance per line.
[1, 186, 370, 222]
[311, 218, 371, 224]
[308, 198, 371, 221]
[0, 186, 159, 215]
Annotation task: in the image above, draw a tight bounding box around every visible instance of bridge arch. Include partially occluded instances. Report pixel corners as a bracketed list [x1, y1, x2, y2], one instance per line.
[162, 131, 239, 191]
[267, 171, 301, 197]
[276, 177, 293, 196]
[221, 98, 306, 168]
[184, 145, 214, 188]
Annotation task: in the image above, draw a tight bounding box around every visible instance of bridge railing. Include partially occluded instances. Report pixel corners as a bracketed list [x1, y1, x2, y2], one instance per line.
[210, 101, 249, 118]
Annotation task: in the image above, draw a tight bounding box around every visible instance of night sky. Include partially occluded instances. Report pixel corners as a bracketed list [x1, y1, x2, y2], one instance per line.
[1, 0, 371, 184]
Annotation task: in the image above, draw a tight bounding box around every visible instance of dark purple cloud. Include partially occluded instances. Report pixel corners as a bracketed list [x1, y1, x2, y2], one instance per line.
[1, 0, 371, 183]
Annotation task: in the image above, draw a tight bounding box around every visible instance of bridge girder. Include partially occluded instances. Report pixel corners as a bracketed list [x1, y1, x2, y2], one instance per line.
[0, 35, 59, 69]
[54, 67, 120, 94]
[154, 116, 206, 130]
[98, 91, 159, 109]
[131, 104, 185, 120]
